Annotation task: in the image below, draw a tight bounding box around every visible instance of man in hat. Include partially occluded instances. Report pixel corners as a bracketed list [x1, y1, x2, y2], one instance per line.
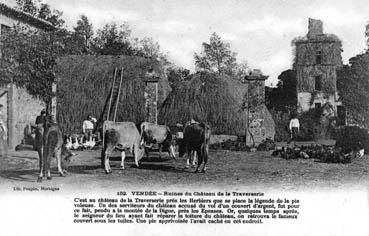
[35, 109, 47, 127]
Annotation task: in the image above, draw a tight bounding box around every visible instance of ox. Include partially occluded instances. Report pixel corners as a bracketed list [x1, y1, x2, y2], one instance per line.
[178, 122, 211, 173]
[34, 122, 74, 182]
[140, 122, 176, 159]
[102, 121, 145, 174]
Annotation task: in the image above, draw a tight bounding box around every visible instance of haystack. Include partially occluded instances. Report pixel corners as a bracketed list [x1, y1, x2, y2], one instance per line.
[159, 72, 248, 136]
[56, 55, 170, 134]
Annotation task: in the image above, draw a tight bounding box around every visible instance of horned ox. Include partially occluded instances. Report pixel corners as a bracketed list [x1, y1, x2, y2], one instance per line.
[102, 121, 145, 174]
[33, 122, 74, 182]
[178, 122, 211, 173]
[140, 122, 176, 159]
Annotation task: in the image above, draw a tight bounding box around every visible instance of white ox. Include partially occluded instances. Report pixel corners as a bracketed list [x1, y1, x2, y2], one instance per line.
[102, 121, 145, 174]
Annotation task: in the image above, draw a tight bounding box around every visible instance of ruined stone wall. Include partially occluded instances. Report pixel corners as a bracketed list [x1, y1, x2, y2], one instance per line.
[245, 79, 275, 146]
[9, 85, 44, 148]
[294, 41, 342, 68]
[296, 65, 337, 94]
[294, 25, 342, 112]
[246, 104, 275, 146]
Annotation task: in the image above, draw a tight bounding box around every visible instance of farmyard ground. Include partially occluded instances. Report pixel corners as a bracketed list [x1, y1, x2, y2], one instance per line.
[0, 148, 369, 192]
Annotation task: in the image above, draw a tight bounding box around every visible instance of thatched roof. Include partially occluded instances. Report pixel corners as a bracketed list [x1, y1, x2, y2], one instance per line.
[159, 72, 249, 136]
[56, 55, 170, 133]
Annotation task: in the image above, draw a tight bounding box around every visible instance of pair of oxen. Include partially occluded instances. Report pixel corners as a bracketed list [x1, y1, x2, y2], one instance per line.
[102, 121, 211, 174]
[34, 120, 210, 182]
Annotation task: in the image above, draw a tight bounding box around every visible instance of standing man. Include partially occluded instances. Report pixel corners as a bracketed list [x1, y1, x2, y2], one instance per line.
[288, 114, 300, 145]
[33, 109, 47, 151]
[82, 115, 97, 140]
[35, 109, 47, 127]
[0, 104, 7, 157]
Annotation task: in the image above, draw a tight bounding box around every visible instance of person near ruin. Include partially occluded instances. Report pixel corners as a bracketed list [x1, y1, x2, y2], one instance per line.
[0, 104, 7, 157]
[35, 109, 47, 127]
[82, 115, 97, 140]
[288, 114, 300, 145]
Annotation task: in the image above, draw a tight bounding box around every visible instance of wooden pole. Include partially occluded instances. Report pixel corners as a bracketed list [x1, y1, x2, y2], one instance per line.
[113, 67, 123, 122]
[107, 68, 117, 121]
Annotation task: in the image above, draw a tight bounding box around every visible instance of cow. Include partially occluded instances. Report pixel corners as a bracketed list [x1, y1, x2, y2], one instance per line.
[140, 122, 176, 159]
[102, 121, 145, 174]
[178, 122, 211, 173]
[33, 122, 74, 182]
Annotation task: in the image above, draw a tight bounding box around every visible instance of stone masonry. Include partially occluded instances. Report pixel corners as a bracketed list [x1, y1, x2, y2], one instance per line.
[293, 18, 342, 113]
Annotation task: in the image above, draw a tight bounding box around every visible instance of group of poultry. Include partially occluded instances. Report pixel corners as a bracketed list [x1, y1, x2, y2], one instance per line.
[65, 135, 98, 150]
[272, 144, 365, 164]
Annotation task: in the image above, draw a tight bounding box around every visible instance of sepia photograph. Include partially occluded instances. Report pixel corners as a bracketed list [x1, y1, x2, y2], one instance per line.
[0, 0, 368, 235]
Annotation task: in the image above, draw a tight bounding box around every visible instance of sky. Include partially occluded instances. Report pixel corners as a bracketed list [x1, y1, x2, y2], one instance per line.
[4, 0, 369, 85]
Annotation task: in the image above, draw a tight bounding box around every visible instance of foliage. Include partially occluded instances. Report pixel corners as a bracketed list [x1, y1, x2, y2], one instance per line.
[166, 67, 190, 89]
[265, 69, 297, 112]
[15, 0, 65, 27]
[92, 23, 136, 55]
[233, 61, 249, 82]
[334, 126, 369, 154]
[297, 108, 322, 141]
[337, 53, 369, 128]
[269, 109, 290, 142]
[72, 15, 93, 54]
[194, 32, 237, 76]
[0, 25, 67, 109]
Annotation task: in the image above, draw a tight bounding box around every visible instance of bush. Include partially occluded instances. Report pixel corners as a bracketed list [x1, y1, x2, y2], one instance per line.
[334, 126, 369, 153]
[269, 109, 290, 142]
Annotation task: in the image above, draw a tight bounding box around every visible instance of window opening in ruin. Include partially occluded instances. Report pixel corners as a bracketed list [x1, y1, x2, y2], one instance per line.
[316, 51, 322, 64]
[315, 75, 322, 91]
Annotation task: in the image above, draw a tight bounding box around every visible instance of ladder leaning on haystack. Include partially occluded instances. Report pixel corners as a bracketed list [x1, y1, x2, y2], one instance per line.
[94, 67, 124, 149]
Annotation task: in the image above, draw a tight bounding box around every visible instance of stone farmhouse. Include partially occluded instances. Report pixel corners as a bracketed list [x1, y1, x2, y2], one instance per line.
[0, 2, 54, 150]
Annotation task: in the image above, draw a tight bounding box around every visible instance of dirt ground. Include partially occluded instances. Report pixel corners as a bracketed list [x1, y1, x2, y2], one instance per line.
[1, 147, 369, 192]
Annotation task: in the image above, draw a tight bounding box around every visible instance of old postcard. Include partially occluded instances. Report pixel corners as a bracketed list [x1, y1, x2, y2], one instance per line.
[0, 0, 368, 235]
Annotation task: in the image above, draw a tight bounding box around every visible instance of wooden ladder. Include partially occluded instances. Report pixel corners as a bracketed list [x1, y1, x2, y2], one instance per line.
[94, 67, 124, 132]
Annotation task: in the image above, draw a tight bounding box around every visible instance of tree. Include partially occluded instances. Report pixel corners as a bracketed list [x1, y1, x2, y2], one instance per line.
[92, 23, 135, 55]
[15, 0, 65, 27]
[136, 37, 161, 58]
[15, 0, 38, 15]
[265, 69, 297, 112]
[73, 15, 93, 54]
[233, 61, 249, 81]
[194, 32, 237, 75]
[167, 67, 190, 88]
[337, 53, 369, 127]
[0, 25, 67, 112]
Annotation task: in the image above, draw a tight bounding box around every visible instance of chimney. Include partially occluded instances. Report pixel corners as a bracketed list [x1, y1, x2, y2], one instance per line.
[307, 18, 323, 38]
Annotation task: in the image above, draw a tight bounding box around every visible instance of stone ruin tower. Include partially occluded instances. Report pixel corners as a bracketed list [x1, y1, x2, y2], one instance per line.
[293, 18, 343, 114]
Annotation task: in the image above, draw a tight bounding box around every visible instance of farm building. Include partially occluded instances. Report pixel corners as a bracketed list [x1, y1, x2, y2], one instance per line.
[0, 2, 54, 150]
